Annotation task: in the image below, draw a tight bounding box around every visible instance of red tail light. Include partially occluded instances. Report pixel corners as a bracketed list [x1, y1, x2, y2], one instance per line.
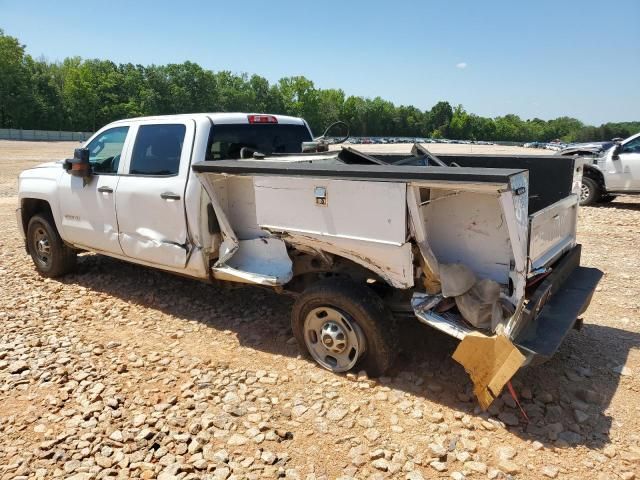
[248, 114, 278, 124]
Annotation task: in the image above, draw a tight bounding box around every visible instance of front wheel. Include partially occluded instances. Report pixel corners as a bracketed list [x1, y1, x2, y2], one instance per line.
[291, 279, 395, 377]
[579, 176, 600, 206]
[27, 214, 77, 278]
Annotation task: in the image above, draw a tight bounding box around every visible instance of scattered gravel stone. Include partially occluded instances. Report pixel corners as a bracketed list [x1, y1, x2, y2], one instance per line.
[372, 458, 389, 471]
[496, 445, 517, 460]
[226, 433, 248, 446]
[0, 158, 636, 480]
[464, 461, 487, 474]
[7, 360, 29, 374]
[541, 465, 559, 478]
[498, 412, 520, 426]
[327, 407, 349, 421]
[429, 443, 447, 458]
[498, 459, 520, 474]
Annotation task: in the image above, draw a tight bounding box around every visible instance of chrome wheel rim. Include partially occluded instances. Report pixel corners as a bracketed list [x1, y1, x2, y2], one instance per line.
[32, 226, 51, 267]
[580, 183, 590, 202]
[303, 307, 366, 372]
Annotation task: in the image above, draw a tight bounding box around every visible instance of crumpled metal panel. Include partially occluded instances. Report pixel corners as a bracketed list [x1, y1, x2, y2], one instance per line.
[509, 171, 530, 264]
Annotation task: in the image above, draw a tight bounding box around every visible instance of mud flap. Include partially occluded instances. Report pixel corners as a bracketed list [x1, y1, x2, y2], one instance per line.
[452, 332, 526, 409]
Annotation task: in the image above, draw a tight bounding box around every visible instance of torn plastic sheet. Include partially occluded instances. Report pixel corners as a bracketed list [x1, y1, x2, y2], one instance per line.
[452, 332, 526, 410]
[440, 263, 505, 330]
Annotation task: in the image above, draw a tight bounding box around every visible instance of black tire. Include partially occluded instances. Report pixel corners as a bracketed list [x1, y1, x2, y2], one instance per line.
[291, 278, 395, 377]
[27, 214, 77, 278]
[579, 176, 600, 206]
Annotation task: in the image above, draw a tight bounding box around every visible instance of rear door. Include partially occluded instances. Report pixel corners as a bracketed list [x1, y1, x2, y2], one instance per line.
[115, 120, 195, 268]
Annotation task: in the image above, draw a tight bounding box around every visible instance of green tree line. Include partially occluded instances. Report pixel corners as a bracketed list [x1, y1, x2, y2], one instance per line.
[1, 29, 638, 141]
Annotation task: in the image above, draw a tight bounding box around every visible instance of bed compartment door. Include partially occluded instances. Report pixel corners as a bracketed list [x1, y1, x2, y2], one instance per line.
[253, 177, 407, 246]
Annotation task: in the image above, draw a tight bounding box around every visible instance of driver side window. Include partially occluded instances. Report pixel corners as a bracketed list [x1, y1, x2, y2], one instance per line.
[86, 126, 129, 174]
[621, 138, 640, 154]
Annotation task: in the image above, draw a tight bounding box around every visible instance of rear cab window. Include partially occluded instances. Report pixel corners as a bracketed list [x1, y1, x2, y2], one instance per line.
[206, 123, 312, 160]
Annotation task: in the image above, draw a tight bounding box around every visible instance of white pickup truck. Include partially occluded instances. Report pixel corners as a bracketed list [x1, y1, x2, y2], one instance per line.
[559, 132, 640, 205]
[17, 113, 602, 407]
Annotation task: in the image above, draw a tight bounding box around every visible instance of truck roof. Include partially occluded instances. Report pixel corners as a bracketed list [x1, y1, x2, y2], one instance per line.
[109, 112, 307, 126]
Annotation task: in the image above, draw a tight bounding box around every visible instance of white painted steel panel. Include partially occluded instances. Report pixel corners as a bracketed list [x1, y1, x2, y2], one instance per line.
[424, 189, 511, 284]
[528, 195, 578, 270]
[254, 177, 407, 246]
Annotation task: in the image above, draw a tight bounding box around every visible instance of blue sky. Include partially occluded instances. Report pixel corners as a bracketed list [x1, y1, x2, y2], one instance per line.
[2, 0, 639, 124]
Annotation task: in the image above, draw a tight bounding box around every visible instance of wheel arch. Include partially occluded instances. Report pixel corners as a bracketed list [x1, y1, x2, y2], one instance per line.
[20, 198, 56, 249]
[583, 165, 606, 192]
[287, 249, 394, 294]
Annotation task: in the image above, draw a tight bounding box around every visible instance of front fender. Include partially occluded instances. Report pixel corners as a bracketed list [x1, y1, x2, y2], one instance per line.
[18, 164, 65, 239]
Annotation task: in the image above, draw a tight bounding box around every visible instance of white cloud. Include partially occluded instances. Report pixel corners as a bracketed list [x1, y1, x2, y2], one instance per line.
[456, 62, 468, 69]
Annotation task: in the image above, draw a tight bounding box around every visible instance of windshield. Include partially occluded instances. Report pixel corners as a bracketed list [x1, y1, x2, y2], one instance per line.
[206, 123, 312, 160]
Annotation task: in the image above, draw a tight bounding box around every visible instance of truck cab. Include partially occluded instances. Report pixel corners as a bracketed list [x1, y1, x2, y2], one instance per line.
[579, 132, 640, 205]
[598, 132, 640, 191]
[18, 113, 312, 277]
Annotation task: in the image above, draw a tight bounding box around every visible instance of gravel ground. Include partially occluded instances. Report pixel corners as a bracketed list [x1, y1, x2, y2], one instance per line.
[0, 141, 638, 480]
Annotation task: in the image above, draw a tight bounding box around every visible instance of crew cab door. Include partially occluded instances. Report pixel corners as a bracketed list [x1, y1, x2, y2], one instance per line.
[58, 125, 131, 254]
[115, 120, 194, 268]
[606, 136, 640, 191]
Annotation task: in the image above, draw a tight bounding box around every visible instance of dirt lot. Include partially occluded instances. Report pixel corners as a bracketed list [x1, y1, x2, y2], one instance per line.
[0, 140, 638, 480]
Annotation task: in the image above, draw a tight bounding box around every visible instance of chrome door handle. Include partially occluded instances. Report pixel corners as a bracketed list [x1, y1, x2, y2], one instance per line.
[98, 186, 113, 193]
[160, 192, 181, 200]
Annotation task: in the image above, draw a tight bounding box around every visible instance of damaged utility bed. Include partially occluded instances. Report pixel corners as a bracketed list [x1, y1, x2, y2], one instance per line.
[192, 146, 601, 408]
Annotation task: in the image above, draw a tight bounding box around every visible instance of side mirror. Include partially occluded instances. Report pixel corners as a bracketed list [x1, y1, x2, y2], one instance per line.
[64, 148, 92, 178]
[612, 143, 622, 160]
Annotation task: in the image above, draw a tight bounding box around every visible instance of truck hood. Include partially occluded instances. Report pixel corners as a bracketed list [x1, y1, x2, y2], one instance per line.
[19, 160, 65, 186]
[558, 142, 614, 157]
[34, 160, 65, 168]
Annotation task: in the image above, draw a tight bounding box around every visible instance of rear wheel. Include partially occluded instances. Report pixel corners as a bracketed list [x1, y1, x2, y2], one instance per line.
[579, 177, 600, 206]
[291, 278, 395, 377]
[27, 214, 77, 277]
